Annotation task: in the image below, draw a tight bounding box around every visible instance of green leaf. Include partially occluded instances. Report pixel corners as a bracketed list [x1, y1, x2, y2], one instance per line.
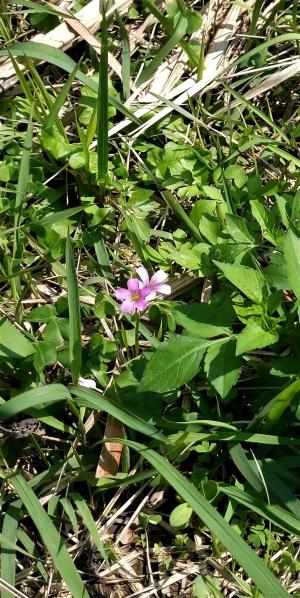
[12, 116, 33, 299]
[204, 338, 242, 399]
[250, 199, 277, 245]
[214, 261, 266, 304]
[225, 214, 256, 245]
[173, 302, 233, 338]
[97, 1, 108, 190]
[66, 238, 82, 384]
[224, 164, 247, 188]
[0, 384, 70, 421]
[43, 64, 78, 132]
[9, 474, 89, 597]
[169, 503, 193, 528]
[27, 305, 56, 323]
[0, 318, 34, 359]
[283, 229, 300, 300]
[236, 319, 278, 355]
[199, 214, 220, 244]
[34, 341, 57, 373]
[112, 439, 289, 598]
[139, 335, 220, 393]
[229, 443, 264, 493]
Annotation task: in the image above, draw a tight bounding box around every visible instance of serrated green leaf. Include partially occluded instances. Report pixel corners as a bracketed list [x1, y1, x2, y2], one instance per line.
[214, 261, 266, 304]
[204, 338, 241, 399]
[236, 319, 278, 355]
[139, 336, 221, 393]
[173, 302, 233, 338]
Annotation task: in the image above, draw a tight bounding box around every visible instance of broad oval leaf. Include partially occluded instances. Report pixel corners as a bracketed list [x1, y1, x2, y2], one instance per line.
[204, 338, 242, 400]
[170, 503, 193, 528]
[173, 302, 234, 338]
[214, 261, 266, 304]
[139, 335, 220, 393]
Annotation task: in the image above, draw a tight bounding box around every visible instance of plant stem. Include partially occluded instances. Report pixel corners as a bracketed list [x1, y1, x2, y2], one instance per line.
[135, 317, 140, 357]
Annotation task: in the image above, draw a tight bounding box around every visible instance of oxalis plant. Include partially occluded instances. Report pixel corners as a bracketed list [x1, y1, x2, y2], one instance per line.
[0, 0, 300, 596]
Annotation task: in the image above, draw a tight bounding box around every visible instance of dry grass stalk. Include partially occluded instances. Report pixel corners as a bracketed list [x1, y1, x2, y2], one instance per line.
[0, 0, 132, 92]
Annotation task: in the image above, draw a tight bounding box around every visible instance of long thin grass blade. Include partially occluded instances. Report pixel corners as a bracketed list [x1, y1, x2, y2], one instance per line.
[66, 238, 82, 385]
[97, 0, 108, 192]
[0, 385, 70, 421]
[9, 474, 89, 598]
[71, 386, 167, 443]
[111, 439, 289, 597]
[1, 504, 20, 598]
[12, 116, 33, 299]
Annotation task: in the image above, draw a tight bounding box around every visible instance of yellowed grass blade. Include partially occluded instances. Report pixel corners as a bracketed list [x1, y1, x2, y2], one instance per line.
[96, 415, 124, 478]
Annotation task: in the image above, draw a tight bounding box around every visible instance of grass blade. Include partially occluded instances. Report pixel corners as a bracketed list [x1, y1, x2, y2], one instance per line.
[66, 237, 82, 385]
[1, 503, 20, 598]
[220, 484, 300, 536]
[251, 379, 300, 433]
[94, 237, 113, 281]
[108, 439, 289, 597]
[229, 443, 264, 493]
[0, 43, 140, 125]
[71, 493, 108, 562]
[115, 12, 130, 101]
[136, 16, 188, 87]
[12, 116, 33, 299]
[43, 63, 79, 132]
[0, 384, 70, 421]
[9, 474, 89, 598]
[97, 0, 108, 193]
[70, 386, 167, 443]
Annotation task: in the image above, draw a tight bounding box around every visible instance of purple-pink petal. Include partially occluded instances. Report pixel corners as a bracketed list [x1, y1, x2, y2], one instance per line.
[115, 287, 131, 300]
[135, 299, 148, 311]
[139, 286, 152, 299]
[150, 270, 168, 287]
[144, 290, 157, 301]
[136, 266, 149, 285]
[156, 283, 171, 295]
[127, 278, 140, 294]
[120, 299, 135, 313]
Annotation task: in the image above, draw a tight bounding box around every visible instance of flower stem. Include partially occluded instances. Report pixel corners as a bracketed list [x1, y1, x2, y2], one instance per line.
[135, 317, 140, 357]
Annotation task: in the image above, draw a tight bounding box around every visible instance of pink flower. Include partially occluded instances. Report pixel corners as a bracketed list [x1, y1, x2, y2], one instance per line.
[115, 278, 150, 314]
[136, 267, 171, 298]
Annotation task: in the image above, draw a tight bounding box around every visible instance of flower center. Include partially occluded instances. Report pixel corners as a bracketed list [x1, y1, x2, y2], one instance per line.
[131, 292, 140, 301]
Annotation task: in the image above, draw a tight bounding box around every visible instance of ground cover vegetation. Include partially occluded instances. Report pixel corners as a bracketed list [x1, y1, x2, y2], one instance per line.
[0, 0, 300, 595]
